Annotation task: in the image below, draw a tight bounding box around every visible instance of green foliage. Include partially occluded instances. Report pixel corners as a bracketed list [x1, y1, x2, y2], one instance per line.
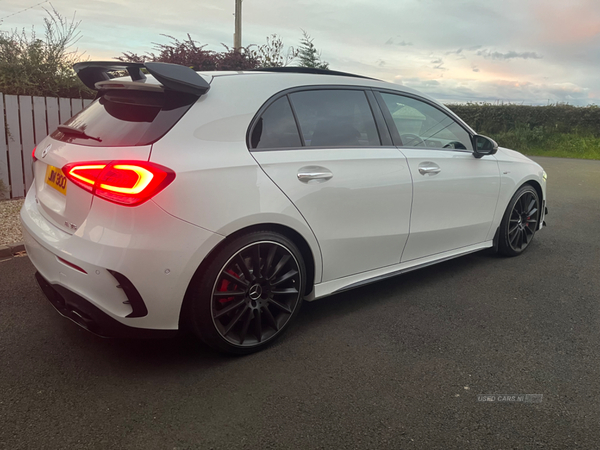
[446, 103, 600, 136]
[0, 7, 94, 98]
[297, 30, 329, 69]
[118, 34, 298, 70]
[488, 128, 600, 160]
[445, 103, 600, 160]
[250, 34, 299, 68]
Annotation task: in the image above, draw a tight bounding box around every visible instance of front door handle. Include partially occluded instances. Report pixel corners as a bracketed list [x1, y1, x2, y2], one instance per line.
[418, 162, 441, 176]
[297, 166, 333, 183]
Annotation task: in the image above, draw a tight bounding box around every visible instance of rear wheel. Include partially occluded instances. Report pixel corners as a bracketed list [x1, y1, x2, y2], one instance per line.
[498, 185, 540, 256]
[188, 231, 306, 354]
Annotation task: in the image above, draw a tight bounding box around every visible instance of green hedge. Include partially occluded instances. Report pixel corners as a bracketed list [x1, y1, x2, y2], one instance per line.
[446, 103, 600, 136]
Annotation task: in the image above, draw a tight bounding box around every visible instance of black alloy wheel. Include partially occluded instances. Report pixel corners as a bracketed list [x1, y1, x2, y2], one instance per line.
[188, 231, 306, 354]
[498, 185, 540, 256]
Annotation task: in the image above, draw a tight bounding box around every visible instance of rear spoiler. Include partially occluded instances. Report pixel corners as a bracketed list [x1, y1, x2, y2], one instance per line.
[73, 61, 211, 96]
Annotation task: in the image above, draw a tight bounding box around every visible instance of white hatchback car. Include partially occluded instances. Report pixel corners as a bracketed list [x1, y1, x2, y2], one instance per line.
[21, 62, 547, 354]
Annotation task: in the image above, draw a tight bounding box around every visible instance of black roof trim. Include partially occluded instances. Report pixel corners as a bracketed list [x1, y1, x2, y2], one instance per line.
[73, 61, 211, 96]
[252, 66, 378, 80]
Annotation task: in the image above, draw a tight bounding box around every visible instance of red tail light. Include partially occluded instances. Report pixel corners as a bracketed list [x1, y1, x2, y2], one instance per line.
[62, 161, 175, 206]
[32, 147, 37, 162]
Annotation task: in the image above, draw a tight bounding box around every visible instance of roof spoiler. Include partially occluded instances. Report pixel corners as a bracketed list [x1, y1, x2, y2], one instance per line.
[73, 61, 211, 96]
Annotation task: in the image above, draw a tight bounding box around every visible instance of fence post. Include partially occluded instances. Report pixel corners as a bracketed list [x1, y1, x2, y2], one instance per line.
[0, 94, 9, 198]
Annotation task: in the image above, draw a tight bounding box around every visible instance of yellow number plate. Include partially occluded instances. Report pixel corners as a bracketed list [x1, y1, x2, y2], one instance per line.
[45, 165, 68, 195]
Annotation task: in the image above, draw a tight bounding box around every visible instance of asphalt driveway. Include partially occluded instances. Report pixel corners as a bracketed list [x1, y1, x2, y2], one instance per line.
[1, 156, 599, 449]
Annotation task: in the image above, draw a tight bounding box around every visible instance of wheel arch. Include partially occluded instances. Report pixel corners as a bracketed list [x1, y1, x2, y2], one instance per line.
[179, 222, 318, 329]
[524, 179, 543, 204]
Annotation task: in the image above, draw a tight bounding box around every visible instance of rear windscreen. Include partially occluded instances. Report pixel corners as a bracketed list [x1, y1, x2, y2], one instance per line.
[50, 90, 197, 147]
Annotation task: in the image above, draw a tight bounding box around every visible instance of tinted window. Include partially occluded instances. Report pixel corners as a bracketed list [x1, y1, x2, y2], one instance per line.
[251, 96, 301, 149]
[380, 93, 473, 150]
[290, 90, 380, 147]
[50, 90, 196, 147]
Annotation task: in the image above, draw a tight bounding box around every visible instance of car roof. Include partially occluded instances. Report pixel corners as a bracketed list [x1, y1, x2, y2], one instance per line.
[113, 69, 435, 106]
[112, 69, 471, 133]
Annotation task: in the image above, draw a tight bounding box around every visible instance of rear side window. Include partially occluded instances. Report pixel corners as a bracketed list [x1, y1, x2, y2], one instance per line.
[50, 90, 197, 147]
[251, 96, 302, 149]
[289, 90, 380, 147]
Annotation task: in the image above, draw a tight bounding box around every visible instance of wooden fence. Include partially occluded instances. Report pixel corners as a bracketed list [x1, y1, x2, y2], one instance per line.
[0, 93, 93, 199]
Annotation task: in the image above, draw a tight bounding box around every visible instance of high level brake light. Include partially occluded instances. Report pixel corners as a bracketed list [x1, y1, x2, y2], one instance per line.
[62, 161, 175, 206]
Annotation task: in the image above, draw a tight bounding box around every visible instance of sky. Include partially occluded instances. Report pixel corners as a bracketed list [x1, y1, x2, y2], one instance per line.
[1, 0, 600, 106]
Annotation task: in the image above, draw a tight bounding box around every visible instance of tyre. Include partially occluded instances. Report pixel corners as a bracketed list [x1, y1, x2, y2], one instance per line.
[498, 184, 540, 257]
[187, 230, 306, 355]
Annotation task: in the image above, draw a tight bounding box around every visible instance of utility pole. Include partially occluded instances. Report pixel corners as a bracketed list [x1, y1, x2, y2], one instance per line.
[234, 0, 242, 52]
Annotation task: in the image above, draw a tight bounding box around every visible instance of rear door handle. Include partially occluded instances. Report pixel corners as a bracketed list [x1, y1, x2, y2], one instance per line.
[418, 162, 441, 176]
[297, 166, 333, 183]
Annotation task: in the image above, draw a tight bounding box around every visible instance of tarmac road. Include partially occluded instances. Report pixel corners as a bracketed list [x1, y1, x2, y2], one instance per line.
[1, 156, 599, 449]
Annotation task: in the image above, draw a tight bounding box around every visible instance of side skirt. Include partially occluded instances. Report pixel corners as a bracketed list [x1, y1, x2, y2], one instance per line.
[309, 241, 493, 300]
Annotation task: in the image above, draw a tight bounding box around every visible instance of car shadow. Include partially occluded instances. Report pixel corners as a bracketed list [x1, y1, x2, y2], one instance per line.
[66, 249, 499, 370]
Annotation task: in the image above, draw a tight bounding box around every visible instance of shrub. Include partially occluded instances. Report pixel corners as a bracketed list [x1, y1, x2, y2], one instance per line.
[0, 7, 93, 98]
[117, 35, 261, 71]
[447, 103, 600, 136]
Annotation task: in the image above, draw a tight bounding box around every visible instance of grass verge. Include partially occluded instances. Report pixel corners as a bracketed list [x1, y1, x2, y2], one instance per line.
[483, 128, 600, 160]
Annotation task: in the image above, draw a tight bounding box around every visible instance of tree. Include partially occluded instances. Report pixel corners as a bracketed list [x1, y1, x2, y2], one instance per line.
[0, 7, 93, 98]
[297, 30, 329, 70]
[251, 34, 298, 68]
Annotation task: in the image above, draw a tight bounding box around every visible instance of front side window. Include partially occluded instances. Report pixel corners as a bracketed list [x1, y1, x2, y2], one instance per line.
[379, 92, 473, 150]
[289, 90, 380, 147]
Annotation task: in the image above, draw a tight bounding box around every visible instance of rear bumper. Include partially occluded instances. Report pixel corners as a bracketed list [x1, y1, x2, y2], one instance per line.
[20, 185, 224, 331]
[35, 272, 176, 339]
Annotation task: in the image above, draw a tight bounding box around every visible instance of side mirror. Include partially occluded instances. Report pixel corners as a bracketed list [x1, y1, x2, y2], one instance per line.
[473, 135, 498, 158]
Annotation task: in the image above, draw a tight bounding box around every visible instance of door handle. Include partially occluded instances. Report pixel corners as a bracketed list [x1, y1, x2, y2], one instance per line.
[418, 162, 441, 176]
[297, 166, 333, 183]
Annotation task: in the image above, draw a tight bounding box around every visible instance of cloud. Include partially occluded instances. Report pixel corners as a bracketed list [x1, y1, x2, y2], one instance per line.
[408, 77, 593, 106]
[446, 48, 463, 55]
[430, 58, 447, 70]
[476, 50, 543, 60]
[472, 66, 480, 72]
[385, 37, 413, 46]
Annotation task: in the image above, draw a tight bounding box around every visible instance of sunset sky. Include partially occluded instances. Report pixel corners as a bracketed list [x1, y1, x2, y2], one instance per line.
[1, 0, 599, 105]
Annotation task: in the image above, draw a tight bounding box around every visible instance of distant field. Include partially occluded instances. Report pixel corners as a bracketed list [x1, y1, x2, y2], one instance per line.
[446, 103, 600, 160]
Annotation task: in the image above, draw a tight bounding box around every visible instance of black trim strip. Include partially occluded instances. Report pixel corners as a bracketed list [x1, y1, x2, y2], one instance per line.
[35, 272, 175, 339]
[107, 270, 148, 318]
[365, 89, 392, 146]
[251, 66, 378, 80]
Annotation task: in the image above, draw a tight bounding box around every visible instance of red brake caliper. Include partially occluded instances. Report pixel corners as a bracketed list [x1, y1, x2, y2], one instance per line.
[218, 269, 240, 304]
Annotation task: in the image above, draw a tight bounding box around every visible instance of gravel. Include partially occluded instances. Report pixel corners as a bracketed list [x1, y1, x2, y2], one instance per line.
[0, 198, 25, 246]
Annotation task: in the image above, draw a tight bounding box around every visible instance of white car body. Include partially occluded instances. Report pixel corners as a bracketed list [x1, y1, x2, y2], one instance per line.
[20, 66, 547, 344]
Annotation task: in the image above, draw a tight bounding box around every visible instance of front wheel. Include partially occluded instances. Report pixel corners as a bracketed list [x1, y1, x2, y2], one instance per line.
[498, 185, 540, 256]
[187, 231, 306, 355]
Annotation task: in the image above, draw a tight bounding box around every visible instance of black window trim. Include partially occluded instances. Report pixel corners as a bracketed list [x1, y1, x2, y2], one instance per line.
[373, 89, 476, 154]
[247, 84, 394, 152]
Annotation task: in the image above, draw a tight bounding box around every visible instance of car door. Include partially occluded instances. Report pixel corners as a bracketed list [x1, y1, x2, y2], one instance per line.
[375, 91, 501, 262]
[250, 88, 413, 282]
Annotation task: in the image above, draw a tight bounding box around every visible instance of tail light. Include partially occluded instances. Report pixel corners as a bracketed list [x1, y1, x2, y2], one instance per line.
[62, 160, 175, 206]
[32, 147, 37, 162]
